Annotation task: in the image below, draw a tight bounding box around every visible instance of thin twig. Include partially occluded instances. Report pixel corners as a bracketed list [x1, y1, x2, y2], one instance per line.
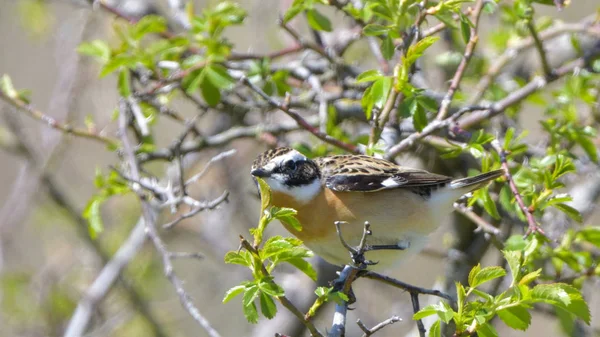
[435, 0, 484, 121]
[357, 315, 402, 337]
[526, 20, 554, 79]
[411, 293, 426, 337]
[490, 139, 544, 236]
[240, 76, 360, 154]
[118, 99, 222, 337]
[162, 190, 229, 229]
[453, 203, 501, 236]
[386, 54, 596, 159]
[468, 18, 600, 104]
[361, 272, 455, 304]
[0, 91, 119, 147]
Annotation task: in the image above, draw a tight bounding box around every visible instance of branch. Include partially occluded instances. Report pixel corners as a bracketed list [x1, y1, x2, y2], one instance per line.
[357, 315, 402, 337]
[435, 0, 484, 121]
[0, 90, 119, 147]
[117, 99, 222, 337]
[526, 19, 554, 79]
[240, 76, 360, 154]
[386, 53, 596, 159]
[328, 265, 358, 337]
[468, 18, 600, 104]
[63, 219, 148, 337]
[453, 202, 501, 236]
[490, 139, 544, 236]
[360, 272, 455, 303]
[410, 293, 426, 337]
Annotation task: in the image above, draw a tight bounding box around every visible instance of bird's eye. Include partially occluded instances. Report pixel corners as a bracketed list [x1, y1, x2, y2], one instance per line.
[284, 160, 297, 171]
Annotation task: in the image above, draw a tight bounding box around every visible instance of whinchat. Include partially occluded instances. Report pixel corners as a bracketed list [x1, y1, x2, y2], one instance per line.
[251, 147, 503, 270]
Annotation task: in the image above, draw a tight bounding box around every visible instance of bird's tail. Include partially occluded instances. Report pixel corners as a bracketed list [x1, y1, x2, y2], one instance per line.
[449, 169, 504, 192]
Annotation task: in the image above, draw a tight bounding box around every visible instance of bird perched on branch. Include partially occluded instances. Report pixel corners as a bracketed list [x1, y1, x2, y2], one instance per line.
[251, 147, 503, 270]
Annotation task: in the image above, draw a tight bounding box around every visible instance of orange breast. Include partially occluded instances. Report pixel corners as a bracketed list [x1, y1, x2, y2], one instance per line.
[270, 188, 430, 244]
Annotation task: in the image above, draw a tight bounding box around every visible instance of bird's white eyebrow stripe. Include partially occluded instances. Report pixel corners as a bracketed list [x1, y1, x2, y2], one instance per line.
[270, 151, 307, 167]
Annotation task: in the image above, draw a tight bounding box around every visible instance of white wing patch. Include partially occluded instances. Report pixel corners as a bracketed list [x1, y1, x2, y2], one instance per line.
[381, 177, 401, 188]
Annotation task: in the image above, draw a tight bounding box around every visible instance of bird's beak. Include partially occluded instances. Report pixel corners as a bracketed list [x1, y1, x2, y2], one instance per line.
[251, 168, 271, 178]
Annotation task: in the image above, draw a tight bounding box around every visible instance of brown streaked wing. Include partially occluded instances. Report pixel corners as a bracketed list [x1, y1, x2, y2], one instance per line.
[315, 155, 452, 192]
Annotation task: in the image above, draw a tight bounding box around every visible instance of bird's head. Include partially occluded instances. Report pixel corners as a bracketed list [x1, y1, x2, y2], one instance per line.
[251, 147, 322, 204]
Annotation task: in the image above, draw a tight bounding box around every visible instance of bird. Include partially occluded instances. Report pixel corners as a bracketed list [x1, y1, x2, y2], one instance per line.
[250, 147, 504, 270]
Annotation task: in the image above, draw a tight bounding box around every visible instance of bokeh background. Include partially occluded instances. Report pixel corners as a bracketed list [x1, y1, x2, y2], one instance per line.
[0, 1, 599, 336]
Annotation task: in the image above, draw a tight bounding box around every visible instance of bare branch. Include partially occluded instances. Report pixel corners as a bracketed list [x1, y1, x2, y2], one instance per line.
[435, 0, 485, 121]
[0, 90, 119, 147]
[357, 315, 402, 337]
[117, 99, 222, 337]
[240, 76, 360, 154]
[63, 220, 148, 337]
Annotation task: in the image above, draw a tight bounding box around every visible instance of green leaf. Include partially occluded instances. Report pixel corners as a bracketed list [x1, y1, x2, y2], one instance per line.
[414, 303, 453, 323]
[553, 203, 582, 223]
[279, 215, 302, 231]
[117, 70, 131, 97]
[413, 305, 438, 320]
[405, 36, 440, 65]
[100, 54, 136, 77]
[519, 269, 542, 286]
[381, 35, 395, 60]
[258, 279, 285, 297]
[503, 250, 522, 284]
[283, 2, 305, 23]
[200, 77, 221, 106]
[82, 197, 105, 239]
[256, 177, 272, 213]
[132, 15, 167, 40]
[243, 300, 259, 323]
[412, 102, 428, 131]
[504, 235, 527, 251]
[481, 187, 501, 220]
[477, 322, 499, 337]
[576, 227, 600, 248]
[469, 265, 506, 288]
[575, 135, 598, 162]
[224, 251, 250, 266]
[306, 9, 332, 32]
[77, 40, 111, 63]
[259, 291, 277, 319]
[223, 285, 245, 303]
[532, 284, 590, 324]
[356, 69, 382, 83]
[497, 305, 531, 330]
[372, 77, 393, 110]
[0, 75, 17, 99]
[183, 68, 204, 94]
[363, 24, 388, 36]
[242, 284, 260, 307]
[428, 320, 441, 337]
[286, 257, 317, 281]
[460, 16, 471, 43]
[204, 64, 235, 90]
[532, 284, 571, 305]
